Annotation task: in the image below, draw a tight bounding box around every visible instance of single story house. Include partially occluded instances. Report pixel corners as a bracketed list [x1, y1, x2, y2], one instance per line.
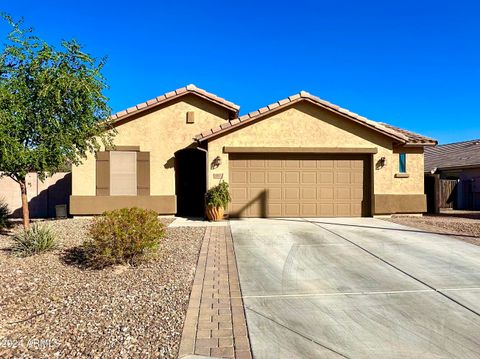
[425, 139, 480, 210]
[70, 85, 437, 218]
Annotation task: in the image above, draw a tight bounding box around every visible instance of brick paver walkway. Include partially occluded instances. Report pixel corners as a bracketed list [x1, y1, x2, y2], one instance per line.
[178, 224, 252, 358]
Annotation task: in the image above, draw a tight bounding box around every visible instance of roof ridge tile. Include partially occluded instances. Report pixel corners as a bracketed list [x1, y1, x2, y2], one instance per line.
[267, 102, 280, 110]
[111, 84, 240, 122]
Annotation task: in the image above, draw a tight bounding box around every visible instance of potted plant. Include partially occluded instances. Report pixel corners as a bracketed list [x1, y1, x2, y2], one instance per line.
[205, 181, 231, 221]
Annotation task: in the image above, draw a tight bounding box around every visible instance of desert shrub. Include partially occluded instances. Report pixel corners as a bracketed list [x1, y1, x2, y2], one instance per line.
[0, 198, 9, 229]
[206, 181, 231, 208]
[84, 207, 165, 268]
[12, 224, 56, 256]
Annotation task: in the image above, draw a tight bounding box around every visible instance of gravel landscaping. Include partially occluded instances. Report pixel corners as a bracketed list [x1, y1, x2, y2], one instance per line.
[385, 212, 480, 246]
[0, 218, 205, 358]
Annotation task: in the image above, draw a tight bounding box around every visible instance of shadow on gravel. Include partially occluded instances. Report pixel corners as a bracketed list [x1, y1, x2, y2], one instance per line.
[0, 246, 14, 254]
[61, 246, 90, 269]
[0, 228, 10, 235]
[432, 212, 480, 220]
[0, 222, 14, 235]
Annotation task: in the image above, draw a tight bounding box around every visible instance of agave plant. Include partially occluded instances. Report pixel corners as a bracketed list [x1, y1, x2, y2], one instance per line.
[12, 224, 57, 257]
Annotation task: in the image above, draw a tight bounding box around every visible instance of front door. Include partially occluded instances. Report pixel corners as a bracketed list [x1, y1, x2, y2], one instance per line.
[175, 148, 207, 217]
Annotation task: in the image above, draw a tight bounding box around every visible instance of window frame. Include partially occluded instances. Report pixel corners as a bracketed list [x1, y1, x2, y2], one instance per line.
[109, 151, 137, 196]
[399, 152, 407, 173]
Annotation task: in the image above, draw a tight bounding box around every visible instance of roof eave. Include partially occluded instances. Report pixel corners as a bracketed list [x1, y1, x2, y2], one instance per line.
[111, 86, 240, 126]
[403, 141, 438, 147]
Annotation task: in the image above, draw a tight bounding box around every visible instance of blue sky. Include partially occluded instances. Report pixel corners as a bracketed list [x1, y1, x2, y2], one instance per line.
[2, 1, 479, 144]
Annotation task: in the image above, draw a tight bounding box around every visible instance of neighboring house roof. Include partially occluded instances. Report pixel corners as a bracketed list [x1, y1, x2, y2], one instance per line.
[194, 91, 437, 146]
[111, 84, 240, 124]
[425, 139, 480, 172]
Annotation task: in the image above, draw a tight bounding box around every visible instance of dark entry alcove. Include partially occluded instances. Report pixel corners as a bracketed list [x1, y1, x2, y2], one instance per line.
[175, 148, 207, 217]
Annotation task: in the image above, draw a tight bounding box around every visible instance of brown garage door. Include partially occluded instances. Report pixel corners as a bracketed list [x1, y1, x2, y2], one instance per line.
[229, 153, 370, 217]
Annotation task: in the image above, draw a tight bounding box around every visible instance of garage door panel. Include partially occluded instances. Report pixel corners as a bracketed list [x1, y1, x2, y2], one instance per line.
[353, 188, 364, 200]
[353, 160, 364, 168]
[267, 171, 282, 184]
[284, 203, 300, 216]
[336, 160, 352, 168]
[351, 203, 362, 216]
[318, 203, 335, 216]
[318, 160, 334, 168]
[249, 172, 265, 184]
[268, 188, 282, 200]
[230, 203, 246, 214]
[285, 159, 301, 168]
[336, 203, 352, 216]
[301, 172, 317, 184]
[352, 172, 363, 184]
[302, 160, 317, 168]
[231, 188, 248, 201]
[231, 159, 248, 168]
[249, 159, 266, 168]
[284, 188, 300, 200]
[318, 172, 334, 184]
[248, 202, 264, 217]
[301, 187, 317, 200]
[318, 187, 334, 200]
[229, 154, 369, 218]
[284, 171, 300, 184]
[231, 171, 247, 184]
[268, 203, 282, 217]
[336, 187, 352, 200]
[249, 187, 266, 199]
[336, 172, 352, 184]
[266, 159, 282, 168]
[301, 203, 317, 216]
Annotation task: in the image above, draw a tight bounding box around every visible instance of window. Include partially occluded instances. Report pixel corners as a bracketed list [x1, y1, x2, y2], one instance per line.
[399, 153, 406, 173]
[110, 151, 137, 195]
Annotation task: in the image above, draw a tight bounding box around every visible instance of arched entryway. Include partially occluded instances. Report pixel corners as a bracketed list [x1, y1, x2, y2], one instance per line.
[175, 147, 207, 217]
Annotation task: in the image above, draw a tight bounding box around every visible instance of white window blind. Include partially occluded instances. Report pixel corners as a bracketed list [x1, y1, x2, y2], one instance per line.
[110, 151, 137, 195]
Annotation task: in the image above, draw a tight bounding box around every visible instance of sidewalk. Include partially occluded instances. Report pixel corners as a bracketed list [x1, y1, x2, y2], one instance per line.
[178, 225, 251, 358]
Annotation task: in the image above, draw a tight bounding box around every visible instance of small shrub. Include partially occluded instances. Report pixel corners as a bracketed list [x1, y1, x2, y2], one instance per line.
[0, 198, 9, 229]
[12, 224, 57, 256]
[84, 207, 165, 268]
[206, 181, 231, 208]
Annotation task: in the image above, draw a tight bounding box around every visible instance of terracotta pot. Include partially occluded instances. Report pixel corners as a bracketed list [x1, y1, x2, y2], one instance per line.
[206, 205, 224, 221]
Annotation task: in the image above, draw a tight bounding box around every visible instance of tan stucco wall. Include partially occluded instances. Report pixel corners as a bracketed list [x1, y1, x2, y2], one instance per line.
[391, 146, 424, 194]
[207, 102, 425, 198]
[72, 94, 230, 196]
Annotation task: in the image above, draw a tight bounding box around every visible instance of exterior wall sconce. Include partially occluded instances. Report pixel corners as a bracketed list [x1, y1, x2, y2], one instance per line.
[211, 156, 222, 170]
[376, 156, 386, 170]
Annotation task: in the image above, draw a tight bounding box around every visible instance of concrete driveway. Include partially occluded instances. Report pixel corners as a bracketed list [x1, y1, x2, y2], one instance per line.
[230, 218, 480, 359]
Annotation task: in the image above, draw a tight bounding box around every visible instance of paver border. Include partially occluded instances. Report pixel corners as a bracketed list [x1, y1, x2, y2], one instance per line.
[178, 224, 252, 358]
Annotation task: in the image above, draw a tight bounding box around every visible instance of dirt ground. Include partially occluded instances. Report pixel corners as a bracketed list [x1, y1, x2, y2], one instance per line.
[385, 210, 480, 246]
[0, 218, 205, 358]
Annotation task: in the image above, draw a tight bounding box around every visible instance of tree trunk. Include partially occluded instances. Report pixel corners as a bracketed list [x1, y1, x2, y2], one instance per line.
[19, 179, 30, 231]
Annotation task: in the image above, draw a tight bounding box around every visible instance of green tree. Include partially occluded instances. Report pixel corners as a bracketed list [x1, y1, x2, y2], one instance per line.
[0, 15, 115, 230]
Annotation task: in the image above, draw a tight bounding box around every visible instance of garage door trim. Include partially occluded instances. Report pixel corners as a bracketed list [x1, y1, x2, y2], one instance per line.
[224, 146, 378, 154]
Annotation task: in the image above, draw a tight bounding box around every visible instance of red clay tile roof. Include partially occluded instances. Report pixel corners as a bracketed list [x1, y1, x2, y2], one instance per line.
[425, 139, 480, 172]
[111, 84, 239, 123]
[194, 91, 437, 146]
